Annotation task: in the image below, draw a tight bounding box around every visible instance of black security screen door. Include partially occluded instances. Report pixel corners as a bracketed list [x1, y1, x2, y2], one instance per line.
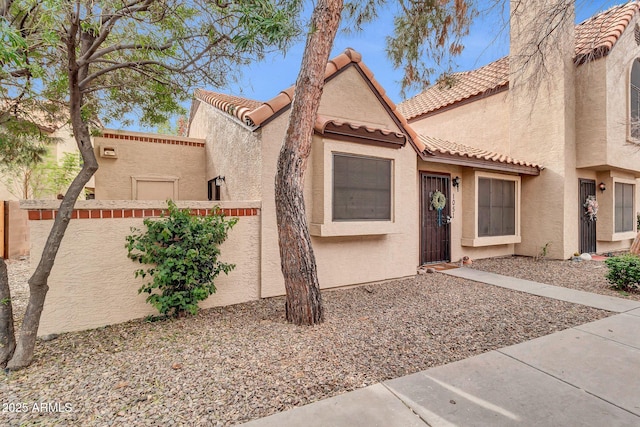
[579, 179, 596, 254]
[421, 173, 451, 264]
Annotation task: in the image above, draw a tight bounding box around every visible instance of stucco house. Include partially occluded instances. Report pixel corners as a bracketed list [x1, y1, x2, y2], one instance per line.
[24, 0, 640, 335]
[92, 2, 640, 297]
[185, 42, 548, 298]
[399, 0, 640, 260]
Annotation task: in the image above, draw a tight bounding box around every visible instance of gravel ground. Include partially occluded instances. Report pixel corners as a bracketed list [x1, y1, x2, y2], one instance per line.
[2, 258, 611, 426]
[471, 254, 640, 301]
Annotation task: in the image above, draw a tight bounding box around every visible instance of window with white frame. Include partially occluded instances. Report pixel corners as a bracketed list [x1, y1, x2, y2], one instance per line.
[631, 60, 640, 139]
[478, 177, 516, 237]
[332, 153, 391, 221]
[615, 182, 635, 232]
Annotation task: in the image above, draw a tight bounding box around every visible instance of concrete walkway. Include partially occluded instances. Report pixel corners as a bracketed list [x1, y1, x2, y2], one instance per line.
[241, 268, 640, 427]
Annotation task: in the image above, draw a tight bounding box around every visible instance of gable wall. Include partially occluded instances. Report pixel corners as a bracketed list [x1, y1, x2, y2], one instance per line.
[409, 91, 510, 154]
[318, 66, 403, 132]
[189, 101, 262, 200]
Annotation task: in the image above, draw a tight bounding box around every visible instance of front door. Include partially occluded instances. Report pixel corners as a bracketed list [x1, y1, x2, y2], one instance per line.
[579, 179, 597, 254]
[421, 173, 451, 264]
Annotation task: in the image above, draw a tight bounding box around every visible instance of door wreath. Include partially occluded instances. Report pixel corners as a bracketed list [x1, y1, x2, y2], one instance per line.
[431, 190, 447, 226]
[583, 195, 598, 221]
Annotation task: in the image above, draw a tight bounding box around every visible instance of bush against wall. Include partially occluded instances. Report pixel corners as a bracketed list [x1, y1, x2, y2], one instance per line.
[126, 200, 238, 317]
[605, 254, 640, 292]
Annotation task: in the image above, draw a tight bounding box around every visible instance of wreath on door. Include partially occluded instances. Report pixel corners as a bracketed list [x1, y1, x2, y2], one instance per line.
[431, 190, 447, 226]
[584, 195, 598, 221]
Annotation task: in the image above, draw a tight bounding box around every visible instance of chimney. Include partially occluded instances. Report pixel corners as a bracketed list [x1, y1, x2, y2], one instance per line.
[508, 0, 577, 259]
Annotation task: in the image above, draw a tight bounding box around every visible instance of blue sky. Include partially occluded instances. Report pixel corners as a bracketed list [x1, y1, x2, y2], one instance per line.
[134, 0, 621, 132]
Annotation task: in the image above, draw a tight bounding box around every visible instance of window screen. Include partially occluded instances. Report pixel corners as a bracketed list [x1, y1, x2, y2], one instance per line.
[478, 178, 516, 237]
[333, 154, 391, 221]
[615, 182, 635, 232]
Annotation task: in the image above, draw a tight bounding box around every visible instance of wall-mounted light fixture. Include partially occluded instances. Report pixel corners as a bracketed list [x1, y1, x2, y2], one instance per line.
[208, 175, 226, 201]
[452, 176, 461, 191]
[599, 182, 606, 193]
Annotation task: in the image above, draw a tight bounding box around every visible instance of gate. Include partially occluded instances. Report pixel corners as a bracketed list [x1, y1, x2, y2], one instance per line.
[579, 179, 596, 254]
[420, 173, 451, 264]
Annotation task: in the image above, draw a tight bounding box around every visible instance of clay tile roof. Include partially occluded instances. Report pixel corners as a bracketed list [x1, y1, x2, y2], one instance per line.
[420, 134, 543, 173]
[400, 1, 640, 120]
[575, 0, 640, 64]
[399, 57, 509, 121]
[194, 89, 261, 126]
[195, 48, 427, 154]
[315, 115, 407, 147]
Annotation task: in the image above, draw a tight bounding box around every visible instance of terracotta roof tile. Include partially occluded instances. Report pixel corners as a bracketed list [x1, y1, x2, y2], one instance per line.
[399, 57, 509, 121]
[315, 115, 407, 146]
[575, 1, 640, 63]
[194, 89, 261, 126]
[420, 134, 543, 172]
[400, 1, 640, 120]
[195, 48, 427, 154]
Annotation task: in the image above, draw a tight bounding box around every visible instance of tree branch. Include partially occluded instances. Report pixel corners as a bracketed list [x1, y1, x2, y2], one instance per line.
[78, 0, 154, 66]
[86, 41, 174, 63]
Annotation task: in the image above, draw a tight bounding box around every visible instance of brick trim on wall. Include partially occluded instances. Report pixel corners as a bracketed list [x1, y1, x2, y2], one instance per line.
[101, 132, 206, 148]
[27, 207, 259, 221]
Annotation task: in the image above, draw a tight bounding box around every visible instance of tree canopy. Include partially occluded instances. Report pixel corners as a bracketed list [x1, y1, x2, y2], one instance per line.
[1, 0, 302, 127]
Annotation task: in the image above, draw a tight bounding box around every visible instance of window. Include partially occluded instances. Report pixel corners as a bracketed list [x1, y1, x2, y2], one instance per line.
[478, 178, 516, 237]
[332, 154, 391, 221]
[631, 60, 640, 139]
[615, 182, 635, 232]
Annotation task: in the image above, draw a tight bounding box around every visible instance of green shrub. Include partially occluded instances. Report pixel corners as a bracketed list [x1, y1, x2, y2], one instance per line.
[126, 200, 237, 317]
[605, 254, 640, 292]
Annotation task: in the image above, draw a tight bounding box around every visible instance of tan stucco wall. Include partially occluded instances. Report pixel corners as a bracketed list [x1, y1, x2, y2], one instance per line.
[508, 0, 577, 259]
[94, 131, 207, 200]
[25, 200, 261, 336]
[257, 68, 419, 298]
[603, 12, 640, 175]
[318, 66, 403, 133]
[5, 201, 29, 259]
[410, 91, 510, 154]
[575, 58, 608, 170]
[189, 102, 262, 201]
[576, 13, 640, 175]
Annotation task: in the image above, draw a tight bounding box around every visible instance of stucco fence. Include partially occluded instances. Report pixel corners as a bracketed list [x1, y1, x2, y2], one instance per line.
[21, 200, 261, 337]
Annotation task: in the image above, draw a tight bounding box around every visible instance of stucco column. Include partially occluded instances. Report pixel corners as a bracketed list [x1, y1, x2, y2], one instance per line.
[509, 0, 577, 259]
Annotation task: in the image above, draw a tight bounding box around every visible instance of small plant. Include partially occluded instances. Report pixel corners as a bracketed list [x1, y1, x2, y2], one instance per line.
[536, 242, 551, 261]
[605, 254, 640, 292]
[126, 200, 237, 317]
[637, 212, 640, 230]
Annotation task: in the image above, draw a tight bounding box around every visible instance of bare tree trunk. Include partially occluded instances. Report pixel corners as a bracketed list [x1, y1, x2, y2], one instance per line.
[275, 0, 343, 326]
[631, 232, 640, 255]
[5, 23, 98, 369]
[0, 258, 16, 367]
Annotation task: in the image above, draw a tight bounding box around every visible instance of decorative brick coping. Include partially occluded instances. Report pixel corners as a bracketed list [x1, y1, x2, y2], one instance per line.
[101, 132, 205, 148]
[27, 207, 259, 221]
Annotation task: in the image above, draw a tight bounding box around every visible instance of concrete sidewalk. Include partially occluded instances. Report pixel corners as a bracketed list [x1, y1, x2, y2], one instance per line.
[240, 268, 640, 427]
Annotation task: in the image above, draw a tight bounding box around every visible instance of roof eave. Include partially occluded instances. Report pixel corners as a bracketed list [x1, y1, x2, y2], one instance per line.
[423, 152, 542, 176]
